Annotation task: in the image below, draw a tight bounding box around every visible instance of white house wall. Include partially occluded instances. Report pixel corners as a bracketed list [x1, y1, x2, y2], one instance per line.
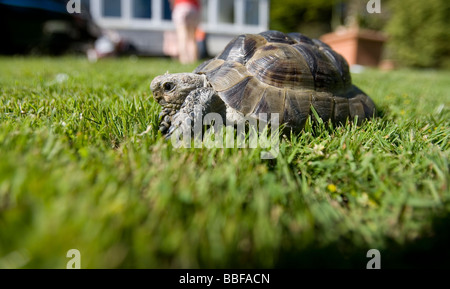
[87, 0, 270, 56]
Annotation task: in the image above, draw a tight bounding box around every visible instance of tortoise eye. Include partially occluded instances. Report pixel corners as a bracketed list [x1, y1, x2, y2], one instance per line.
[163, 82, 175, 92]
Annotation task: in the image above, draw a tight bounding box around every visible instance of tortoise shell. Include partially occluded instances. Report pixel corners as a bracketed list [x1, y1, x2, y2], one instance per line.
[194, 30, 376, 130]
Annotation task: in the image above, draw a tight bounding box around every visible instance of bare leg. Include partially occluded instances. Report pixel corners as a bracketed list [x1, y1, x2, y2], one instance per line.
[175, 23, 189, 64]
[186, 25, 198, 63]
[172, 3, 200, 64]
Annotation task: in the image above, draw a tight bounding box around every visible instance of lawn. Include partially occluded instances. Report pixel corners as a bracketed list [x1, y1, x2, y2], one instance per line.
[0, 56, 448, 268]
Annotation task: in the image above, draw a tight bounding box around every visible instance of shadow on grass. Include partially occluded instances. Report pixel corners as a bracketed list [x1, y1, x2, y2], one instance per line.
[273, 211, 450, 269]
[375, 105, 387, 119]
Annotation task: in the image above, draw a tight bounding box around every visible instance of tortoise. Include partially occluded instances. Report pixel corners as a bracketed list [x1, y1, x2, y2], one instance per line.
[150, 30, 376, 137]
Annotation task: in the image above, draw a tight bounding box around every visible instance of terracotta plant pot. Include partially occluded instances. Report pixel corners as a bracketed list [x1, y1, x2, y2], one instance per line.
[320, 28, 387, 67]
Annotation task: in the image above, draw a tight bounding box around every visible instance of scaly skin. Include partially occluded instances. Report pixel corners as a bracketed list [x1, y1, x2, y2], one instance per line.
[150, 73, 208, 134]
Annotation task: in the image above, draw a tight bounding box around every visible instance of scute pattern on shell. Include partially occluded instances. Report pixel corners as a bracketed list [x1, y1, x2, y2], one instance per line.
[194, 30, 376, 130]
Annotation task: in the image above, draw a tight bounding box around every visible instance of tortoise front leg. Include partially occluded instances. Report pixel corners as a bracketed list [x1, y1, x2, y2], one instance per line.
[165, 87, 226, 140]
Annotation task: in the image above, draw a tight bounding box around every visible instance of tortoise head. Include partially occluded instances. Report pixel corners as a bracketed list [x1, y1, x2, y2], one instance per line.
[150, 72, 207, 133]
[151, 73, 207, 107]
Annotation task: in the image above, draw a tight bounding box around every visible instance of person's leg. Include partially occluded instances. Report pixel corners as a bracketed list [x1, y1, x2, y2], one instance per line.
[173, 3, 200, 64]
[176, 23, 189, 64]
[185, 24, 198, 63]
[173, 4, 187, 63]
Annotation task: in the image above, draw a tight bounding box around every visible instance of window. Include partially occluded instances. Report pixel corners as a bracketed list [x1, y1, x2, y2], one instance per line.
[102, 0, 121, 17]
[80, 0, 91, 16]
[163, 0, 172, 20]
[244, 0, 259, 25]
[218, 0, 234, 24]
[81, 0, 90, 11]
[133, 0, 152, 19]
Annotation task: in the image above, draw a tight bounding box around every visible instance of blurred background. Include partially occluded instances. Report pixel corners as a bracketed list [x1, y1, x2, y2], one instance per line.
[0, 0, 449, 68]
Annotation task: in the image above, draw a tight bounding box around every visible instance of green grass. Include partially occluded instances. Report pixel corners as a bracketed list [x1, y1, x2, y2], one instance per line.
[0, 56, 449, 268]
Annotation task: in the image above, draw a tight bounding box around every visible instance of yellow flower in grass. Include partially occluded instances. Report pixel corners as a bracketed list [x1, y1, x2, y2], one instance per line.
[327, 184, 337, 193]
